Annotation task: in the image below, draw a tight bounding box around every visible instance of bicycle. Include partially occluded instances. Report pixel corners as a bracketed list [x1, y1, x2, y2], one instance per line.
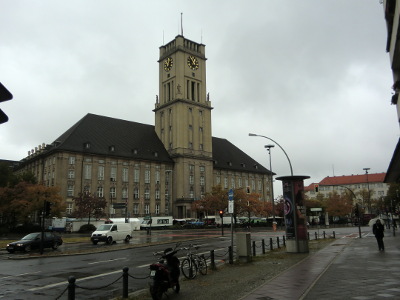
[180, 244, 208, 279]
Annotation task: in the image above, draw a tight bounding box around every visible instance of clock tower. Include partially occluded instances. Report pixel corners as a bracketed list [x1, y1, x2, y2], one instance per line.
[154, 35, 213, 218]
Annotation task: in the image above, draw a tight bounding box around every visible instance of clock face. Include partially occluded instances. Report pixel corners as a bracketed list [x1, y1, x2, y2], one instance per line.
[187, 55, 199, 70]
[164, 57, 173, 71]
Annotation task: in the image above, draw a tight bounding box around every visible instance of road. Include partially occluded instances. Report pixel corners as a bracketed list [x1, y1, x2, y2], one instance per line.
[0, 226, 370, 299]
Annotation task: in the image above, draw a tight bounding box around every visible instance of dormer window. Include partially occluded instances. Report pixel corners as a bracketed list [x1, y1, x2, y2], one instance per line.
[109, 145, 115, 152]
[83, 142, 91, 149]
[241, 163, 246, 168]
[154, 152, 158, 157]
[227, 162, 232, 166]
[132, 149, 138, 155]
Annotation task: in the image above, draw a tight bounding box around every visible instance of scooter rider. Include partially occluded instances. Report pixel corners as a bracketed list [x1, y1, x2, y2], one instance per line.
[162, 248, 180, 285]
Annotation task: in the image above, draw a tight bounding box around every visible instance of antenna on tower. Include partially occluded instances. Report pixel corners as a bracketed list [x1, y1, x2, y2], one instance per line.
[181, 12, 183, 36]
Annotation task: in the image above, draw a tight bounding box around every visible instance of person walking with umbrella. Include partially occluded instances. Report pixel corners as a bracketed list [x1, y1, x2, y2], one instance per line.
[373, 219, 385, 251]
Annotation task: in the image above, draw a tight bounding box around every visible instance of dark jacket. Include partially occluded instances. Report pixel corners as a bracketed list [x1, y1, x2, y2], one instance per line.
[373, 222, 384, 238]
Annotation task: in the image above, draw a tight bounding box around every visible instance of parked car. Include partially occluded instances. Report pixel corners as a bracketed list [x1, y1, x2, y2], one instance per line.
[6, 232, 63, 253]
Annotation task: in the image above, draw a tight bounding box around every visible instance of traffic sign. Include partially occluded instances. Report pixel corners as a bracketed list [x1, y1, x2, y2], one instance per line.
[228, 189, 234, 201]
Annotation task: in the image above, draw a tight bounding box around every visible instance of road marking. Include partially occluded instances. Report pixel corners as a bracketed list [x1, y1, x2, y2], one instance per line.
[0, 271, 41, 279]
[28, 270, 121, 292]
[88, 257, 126, 265]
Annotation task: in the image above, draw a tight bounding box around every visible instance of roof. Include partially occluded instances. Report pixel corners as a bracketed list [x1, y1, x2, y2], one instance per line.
[319, 173, 386, 186]
[384, 137, 400, 183]
[22, 114, 270, 175]
[212, 137, 271, 175]
[49, 113, 174, 163]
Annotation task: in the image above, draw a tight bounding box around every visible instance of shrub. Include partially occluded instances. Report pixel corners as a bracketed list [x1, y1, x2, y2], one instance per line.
[79, 224, 96, 233]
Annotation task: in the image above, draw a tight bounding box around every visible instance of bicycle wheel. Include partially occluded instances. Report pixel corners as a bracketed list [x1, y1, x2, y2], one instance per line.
[197, 255, 207, 275]
[181, 258, 198, 279]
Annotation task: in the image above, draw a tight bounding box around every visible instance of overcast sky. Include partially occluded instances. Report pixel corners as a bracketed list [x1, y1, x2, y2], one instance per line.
[1, 1, 398, 196]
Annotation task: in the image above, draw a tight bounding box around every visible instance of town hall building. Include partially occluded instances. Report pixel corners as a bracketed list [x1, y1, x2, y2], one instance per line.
[15, 35, 272, 219]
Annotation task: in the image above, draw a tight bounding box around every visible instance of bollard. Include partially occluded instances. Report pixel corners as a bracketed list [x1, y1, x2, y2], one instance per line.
[262, 239, 265, 254]
[307, 232, 310, 240]
[276, 237, 280, 248]
[333, 231, 336, 239]
[228, 246, 234, 264]
[123, 267, 129, 298]
[283, 235, 286, 246]
[252, 241, 256, 256]
[323, 231, 326, 239]
[315, 232, 318, 240]
[210, 250, 216, 270]
[269, 238, 273, 251]
[68, 276, 76, 300]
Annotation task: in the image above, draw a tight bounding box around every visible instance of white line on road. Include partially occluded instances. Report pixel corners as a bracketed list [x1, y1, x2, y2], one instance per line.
[88, 257, 126, 265]
[0, 271, 41, 279]
[28, 270, 121, 292]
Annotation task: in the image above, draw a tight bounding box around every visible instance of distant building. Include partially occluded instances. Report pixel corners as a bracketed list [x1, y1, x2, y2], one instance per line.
[13, 35, 272, 219]
[305, 173, 389, 212]
[382, 1, 400, 183]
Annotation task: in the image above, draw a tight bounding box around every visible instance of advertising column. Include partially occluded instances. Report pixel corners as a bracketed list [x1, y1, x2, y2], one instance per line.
[277, 175, 310, 253]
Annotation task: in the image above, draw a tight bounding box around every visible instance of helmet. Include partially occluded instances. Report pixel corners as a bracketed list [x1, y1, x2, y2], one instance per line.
[164, 248, 174, 257]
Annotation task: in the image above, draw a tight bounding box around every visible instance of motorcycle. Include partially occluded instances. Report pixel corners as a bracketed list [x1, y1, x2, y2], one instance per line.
[149, 244, 181, 300]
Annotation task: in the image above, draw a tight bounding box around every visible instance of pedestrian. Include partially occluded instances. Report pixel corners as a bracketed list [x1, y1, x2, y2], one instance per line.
[372, 219, 385, 251]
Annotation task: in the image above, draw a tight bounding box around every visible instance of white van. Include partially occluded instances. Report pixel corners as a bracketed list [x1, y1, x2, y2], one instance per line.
[91, 223, 133, 245]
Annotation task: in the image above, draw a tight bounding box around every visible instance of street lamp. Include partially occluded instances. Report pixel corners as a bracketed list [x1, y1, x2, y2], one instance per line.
[264, 144, 275, 223]
[249, 133, 293, 176]
[363, 167, 371, 212]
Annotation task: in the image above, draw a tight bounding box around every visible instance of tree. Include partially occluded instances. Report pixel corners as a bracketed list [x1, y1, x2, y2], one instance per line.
[0, 182, 64, 227]
[73, 192, 107, 224]
[191, 185, 229, 216]
[325, 191, 353, 219]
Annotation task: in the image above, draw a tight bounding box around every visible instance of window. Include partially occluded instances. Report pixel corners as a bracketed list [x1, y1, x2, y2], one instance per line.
[155, 189, 160, 200]
[98, 166, 104, 180]
[144, 204, 150, 214]
[200, 176, 205, 186]
[134, 166, 140, 183]
[216, 176, 221, 185]
[189, 175, 194, 185]
[68, 170, 75, 179]
[84, 165, 92, 180]
[122, 168, 129, 182]
[155, 167, 160, 183]
[133, 204, 139, 214]
[224, 177, 228, 189]
[145, 166, 150, 184]
[97, 186, 104, 198]
[231, 177, 235, 189]
[122, 187, 128, 199]
[67, 185, 74, 197]
[69, 157, 75, 165]
[66, 202, 73, 215]
[110, 187, 116, 199]
[200, 166, 205, 172]
[189, 164, 194, 173]
[238, 178, 242, 188]
[134, 188, 139, 199]
[155, 204, 160, 215]
[145, 188, 150, 200]
[189, 188, 194, 198]
[111, 166, 117, 181]
[258, 179, 262, 191]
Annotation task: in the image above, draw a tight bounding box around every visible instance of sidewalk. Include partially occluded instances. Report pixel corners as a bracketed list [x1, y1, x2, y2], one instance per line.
[240, 230, 400, 300]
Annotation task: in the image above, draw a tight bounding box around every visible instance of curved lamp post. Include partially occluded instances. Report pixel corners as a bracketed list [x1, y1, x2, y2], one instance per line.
[249, 133, 293, 176]
[265, 145, 275, 223]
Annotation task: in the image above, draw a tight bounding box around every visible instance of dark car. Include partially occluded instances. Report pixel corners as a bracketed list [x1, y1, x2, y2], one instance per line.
[6, 232, 63, 253]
